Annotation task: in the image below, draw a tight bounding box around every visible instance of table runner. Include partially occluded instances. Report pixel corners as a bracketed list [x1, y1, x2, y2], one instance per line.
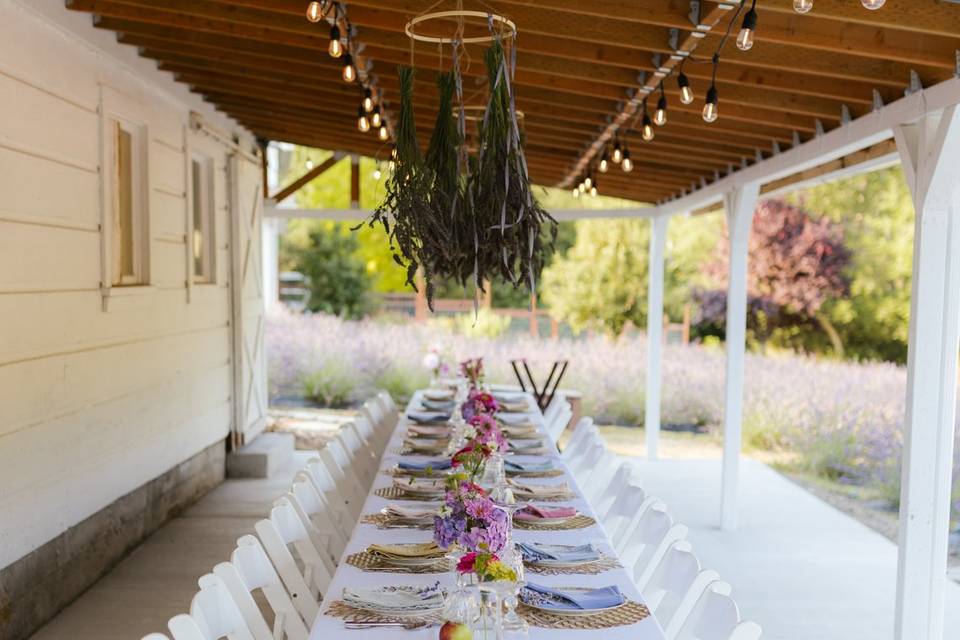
[308, 391, 667, 639]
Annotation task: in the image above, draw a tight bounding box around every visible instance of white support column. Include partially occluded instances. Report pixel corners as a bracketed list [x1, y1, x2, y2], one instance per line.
[720, 182, 760, 532]
[261, 217, 282, 308]
[893, 105, 960, 640]
[645, 214, 669, 460]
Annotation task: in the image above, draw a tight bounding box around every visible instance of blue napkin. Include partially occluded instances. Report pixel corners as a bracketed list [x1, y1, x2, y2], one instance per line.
[422, 399, 456, 411]
[517, 543, 600, 563]
[407, 411, 451, 424]
[497, 413, 533, 425]
[522, 583, 625, 611]
[504, 459, 554, 473]
[398, 459, 453, 471]
[509, 439, 544, 451]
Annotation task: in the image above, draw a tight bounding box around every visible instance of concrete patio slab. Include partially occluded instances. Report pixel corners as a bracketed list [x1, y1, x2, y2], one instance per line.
[631, 457, 960, 640]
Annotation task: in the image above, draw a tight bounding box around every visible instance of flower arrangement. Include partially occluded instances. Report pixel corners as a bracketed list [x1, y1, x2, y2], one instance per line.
[469, 414, 508, 453]
[456, 551, 517, 582]
[451, 441, 497, 482]
[461, 389, 499, 421]
[422, 344, 448, 379]
[434, 473, 509, 553]
[460, 357, 485, 388]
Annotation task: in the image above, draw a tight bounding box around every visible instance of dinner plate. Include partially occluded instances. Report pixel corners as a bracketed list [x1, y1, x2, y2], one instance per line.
[423, 389, 455, 401]
[346, 585, 446, 616]
[519, 586, 627, 617]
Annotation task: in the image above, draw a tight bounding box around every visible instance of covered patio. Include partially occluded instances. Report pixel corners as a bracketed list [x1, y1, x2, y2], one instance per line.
[3, 1, 960, 640]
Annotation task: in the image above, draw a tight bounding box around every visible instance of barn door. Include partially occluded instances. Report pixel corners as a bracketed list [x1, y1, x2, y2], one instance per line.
[228, 152, 267, 446]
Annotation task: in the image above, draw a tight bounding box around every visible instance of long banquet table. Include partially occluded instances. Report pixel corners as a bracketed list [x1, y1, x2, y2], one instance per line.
[309, 391, 667, 639]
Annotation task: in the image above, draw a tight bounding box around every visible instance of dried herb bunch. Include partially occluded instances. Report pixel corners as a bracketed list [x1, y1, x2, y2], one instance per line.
[360, 37, 556, 309]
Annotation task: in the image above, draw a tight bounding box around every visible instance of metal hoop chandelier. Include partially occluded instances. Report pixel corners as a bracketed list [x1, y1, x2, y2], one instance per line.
[404, 10, 517, 45]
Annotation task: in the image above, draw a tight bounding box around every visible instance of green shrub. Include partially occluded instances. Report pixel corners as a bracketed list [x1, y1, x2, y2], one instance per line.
[454, 308, 513, 338]
[301, 361, 359, 407]
[375, 364, 430, 405]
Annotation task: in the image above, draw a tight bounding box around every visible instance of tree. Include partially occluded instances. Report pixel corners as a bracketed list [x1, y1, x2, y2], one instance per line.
[698, 199, 851, 352]
[285, 222, 372, 319]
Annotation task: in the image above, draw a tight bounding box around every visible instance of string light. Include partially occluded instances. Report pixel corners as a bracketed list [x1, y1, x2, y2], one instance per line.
[622, 148, 633, 173]
[378, 122, 389, 141]
[362, 88, 374, 112]
[677, 70, 694, 105]
[793, 0, 813, 13]
[572, 187, 580, 198]
[342, 53, 356, 83]
[861, 0, 885, 8]
[612, 138, 623, 164]
[590, 184, 598, 198]
[328, 24, 343, 58]
[373, 166, 382, 180]
[370, 105, 382, 128]
[584, 174, 593, 190]
[737, 0, 758, 51]
[654, 82, 667, 126]
[306, 1, 323, 22]
[703, 84, 719, 123]
[641, 102, 655, 142]
[599, 150, 609, 173]
[357, 105, 370, 132]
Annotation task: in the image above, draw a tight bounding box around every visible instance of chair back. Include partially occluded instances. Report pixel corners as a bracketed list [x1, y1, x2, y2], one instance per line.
[189, 574, 256, 640]
[603, 482, 651, 546]
[142, 634, 170, 640]
[289, 474, 348, 557]
[561, 418, 597, 460]
[593, 462, 640, 521]
[675, 582, 763, 640]
[167, 614, 208, 640]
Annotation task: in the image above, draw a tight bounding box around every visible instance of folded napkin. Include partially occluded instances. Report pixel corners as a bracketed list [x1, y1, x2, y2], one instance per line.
[498, 399, 531, 412]
[522, 583, 625, 611]
[422, 398, 457, 411]
[423, 388, 456, 401]
[398, 459, 453, 471]
[383, 504, 437, 520]
[407, 411, 451, 424]
[508, 479, 571, 498]
[368, 542, 446, 559]
[514, 505, 578, 522]
[343, 584, 445, 612]
[503, 425, 540, 438]
[517, 542, 600, 563]
[504, 459, 554, 473]
[403, 438, 449, 453]
[509, 439, 546, 451]
[407, 424, 451, 438]
[497, 413, 537, 428]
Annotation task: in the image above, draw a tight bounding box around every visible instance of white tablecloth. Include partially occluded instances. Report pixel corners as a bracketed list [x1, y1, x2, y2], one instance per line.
[308, 392, 667, 639]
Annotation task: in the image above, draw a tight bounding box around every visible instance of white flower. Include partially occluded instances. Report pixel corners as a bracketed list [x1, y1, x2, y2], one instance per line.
[423, 352, 440, 370]
[437, 505, 452, 518]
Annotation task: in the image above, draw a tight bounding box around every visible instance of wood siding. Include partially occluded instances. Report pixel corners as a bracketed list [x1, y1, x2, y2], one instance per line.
[0, 0, 259, 570]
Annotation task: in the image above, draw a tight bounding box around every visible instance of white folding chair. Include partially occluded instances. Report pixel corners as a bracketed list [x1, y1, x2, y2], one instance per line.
[303, 459, 357, 532]
[642, 541, 721, 640]
[561, 417, 598, 461]
[375, 391, 399, 429]
[621, 503, 686, 577]
[142, 634, 170, 640]
[339, 422, 378, 484]
[183, 573, 257, 640]
[580, 450, 631, 504]
[255, 503, 327, 624]
[167, 614, 208, 640]
[542, 392, 566, 426]
[546, 402, 573, 441]
[593, 462, 640, 521]
[219, 535, 310, 640]
[351, 414, 385, 461]
[674, 582, 762, 640]
[315, 448, 364, 520]
[602, 481, 656, 548]
[287, 473, 348, 562]
[567, 437, 605, 479]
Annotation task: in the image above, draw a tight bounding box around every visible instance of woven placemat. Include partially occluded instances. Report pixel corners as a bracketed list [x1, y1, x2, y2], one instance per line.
[507, 469, 565, 478]
[524, 554, 621, 576]
[325, 600, 440, 627]
[513, 514, 597, 530]
[361, 512, 433, 530]
[374, 486, 444, 501]
[345, 550, 452, 574]
[518, 601, 650, 629]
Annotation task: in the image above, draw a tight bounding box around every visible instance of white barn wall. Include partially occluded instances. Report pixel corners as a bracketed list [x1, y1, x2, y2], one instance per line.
[0, 0, 258, 576]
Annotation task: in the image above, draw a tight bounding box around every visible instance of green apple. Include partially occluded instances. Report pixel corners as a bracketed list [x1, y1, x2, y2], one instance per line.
[438, 620, 472, 640]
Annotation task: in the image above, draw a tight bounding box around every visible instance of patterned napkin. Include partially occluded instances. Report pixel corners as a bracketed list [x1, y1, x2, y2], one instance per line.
[522, 583, 625, 611]
[518, 542, 600, 563]
[514, 505, 578, 522]
[342, 583, 445, 612]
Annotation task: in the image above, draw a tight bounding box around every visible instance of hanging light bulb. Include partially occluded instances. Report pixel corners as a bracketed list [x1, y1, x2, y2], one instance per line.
[572, 187, 580, 198]
[342, 53, 356, 83]
[357, 106, 370, 132]
[362, 88, 374, 112]
[590, 185, 598, 198]
[612, 139, 623, 164]
[378, 123, 389, 141]
[372, 166, 382, 180]
[584, 174, 593, 190]
[328, 24, 343, 58]
[641, 111, 655, 142]
[677, 72, 694, 105]
[306, 1, 323, 22]
[370, 105, 382, 128]
[861, 0, 885, 8]
[578, 180, 586, 194]
[703, 84, 719, 123]
[599, 151, 609, 173]
[622, 148, 633, 173]
[793, 0, 813, 13]
[737, 1, 758, 51]
[655, 98, 667, 127]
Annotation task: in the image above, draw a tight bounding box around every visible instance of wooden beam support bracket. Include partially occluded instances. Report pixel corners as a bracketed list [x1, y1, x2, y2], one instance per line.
[269, 152, 342, 203]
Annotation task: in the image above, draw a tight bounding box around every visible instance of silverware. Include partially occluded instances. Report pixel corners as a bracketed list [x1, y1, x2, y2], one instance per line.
[344, 619, 432, 630]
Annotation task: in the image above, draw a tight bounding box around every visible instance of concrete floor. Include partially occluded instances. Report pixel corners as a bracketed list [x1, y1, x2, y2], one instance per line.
[632, 457, 960, 640]
[29, 450, 316, 640]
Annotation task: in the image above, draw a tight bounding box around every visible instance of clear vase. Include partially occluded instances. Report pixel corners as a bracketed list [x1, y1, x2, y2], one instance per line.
[482, 452, 505, 487]
[444, 552, 478, 623]
[472, 586, 504, 640]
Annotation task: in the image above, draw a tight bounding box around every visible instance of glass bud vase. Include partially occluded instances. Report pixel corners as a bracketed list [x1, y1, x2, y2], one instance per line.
[472, 585, 504, 640]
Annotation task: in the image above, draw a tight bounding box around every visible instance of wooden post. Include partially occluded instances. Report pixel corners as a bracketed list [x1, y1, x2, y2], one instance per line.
[720, 182, 760, 532]
[258, 139, 269, 198]
[414, 268, 428, 322]
[893, 105, 960, 640]
[482, 279, 493, 309]
[645, 214, 669, 460]
[529, 293, 538, 337]
[350, 154, 360, 208]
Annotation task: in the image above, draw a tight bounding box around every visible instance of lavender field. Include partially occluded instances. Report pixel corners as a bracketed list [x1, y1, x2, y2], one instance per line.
[267, 308, 960, 521]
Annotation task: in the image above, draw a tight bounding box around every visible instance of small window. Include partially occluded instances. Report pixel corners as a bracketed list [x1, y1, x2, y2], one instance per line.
[191, 155, 215, 283]
[109, 119, 146, 286]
